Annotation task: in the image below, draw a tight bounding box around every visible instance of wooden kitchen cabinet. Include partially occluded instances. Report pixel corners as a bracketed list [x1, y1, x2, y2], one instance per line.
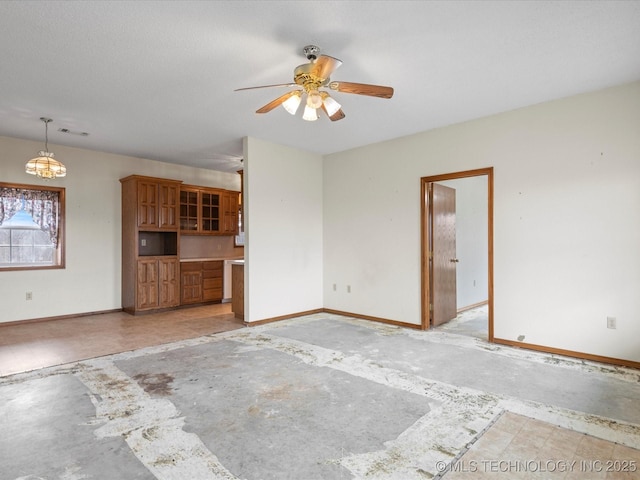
[136, 257, 180, 311]
[180, 185, 239, 235]
[121, 175, 182, 314]
[232, 262, 244, 320]
[179, 187, 199, 232]
[202, 261, 223, 301]
[132, 177, 181, 230]
[180, 262, 203, 304]
[180, 261, 223, 305]
[221, 191, 239, 235]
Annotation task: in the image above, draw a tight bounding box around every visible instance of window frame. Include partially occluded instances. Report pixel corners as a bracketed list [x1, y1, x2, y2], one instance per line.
[0, 181, 66, 271]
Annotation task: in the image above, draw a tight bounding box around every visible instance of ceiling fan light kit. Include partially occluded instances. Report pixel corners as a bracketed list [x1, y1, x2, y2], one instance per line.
[282, 91, 302, 115]
[235, 45, 394, 122]
[302, 104, 319, 122]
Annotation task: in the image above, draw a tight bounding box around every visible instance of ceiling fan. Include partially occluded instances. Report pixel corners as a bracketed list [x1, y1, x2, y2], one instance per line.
[235, 45, 394, 122]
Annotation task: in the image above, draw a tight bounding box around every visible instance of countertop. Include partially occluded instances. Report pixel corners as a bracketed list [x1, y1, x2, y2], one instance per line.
[180, 257, 244, 263]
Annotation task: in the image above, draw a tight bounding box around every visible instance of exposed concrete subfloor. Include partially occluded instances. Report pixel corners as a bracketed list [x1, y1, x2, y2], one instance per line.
[1, 309, 639, 479]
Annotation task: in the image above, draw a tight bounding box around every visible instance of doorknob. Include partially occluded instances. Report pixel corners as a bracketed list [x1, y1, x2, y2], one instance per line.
[450, 258, 459, 263]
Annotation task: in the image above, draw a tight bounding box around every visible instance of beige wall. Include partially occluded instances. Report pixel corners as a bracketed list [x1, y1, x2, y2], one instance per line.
[244, 137, 324, 322]
[0, 136, 240, 323]
[321, 81, 640, 362]
[3, 80, 639, 364]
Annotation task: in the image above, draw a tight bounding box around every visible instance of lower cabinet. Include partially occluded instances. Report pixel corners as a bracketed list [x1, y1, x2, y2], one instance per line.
[180, 262, 202, 304]
[136, 257, 180, 311]
[181, 261, 223, 305]
[202, 261, 223, 301]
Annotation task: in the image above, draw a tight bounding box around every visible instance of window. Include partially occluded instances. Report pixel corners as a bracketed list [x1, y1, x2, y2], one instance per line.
[0, 182, 65, 270]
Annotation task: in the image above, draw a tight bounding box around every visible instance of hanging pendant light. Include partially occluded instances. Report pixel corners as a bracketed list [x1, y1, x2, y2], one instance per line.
[25, 117, 67, 179]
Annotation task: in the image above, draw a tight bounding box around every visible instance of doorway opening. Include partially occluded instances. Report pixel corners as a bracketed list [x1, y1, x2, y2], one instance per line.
[420, 167, 493, 341]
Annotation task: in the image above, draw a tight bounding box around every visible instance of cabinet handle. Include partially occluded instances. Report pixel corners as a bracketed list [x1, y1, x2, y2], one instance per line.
[450, 258, 459, 263]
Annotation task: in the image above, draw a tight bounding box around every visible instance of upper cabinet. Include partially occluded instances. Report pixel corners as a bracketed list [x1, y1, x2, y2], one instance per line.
[180, 185, 239, 236]
[126, 176, 181, 231]
[222, 190, 239, 235]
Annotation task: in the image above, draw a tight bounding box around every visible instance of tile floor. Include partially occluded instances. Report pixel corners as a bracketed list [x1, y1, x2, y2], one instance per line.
[1, 306, 639, 479]
[443, 412, 640, 479]
[0, 303, 244, 377]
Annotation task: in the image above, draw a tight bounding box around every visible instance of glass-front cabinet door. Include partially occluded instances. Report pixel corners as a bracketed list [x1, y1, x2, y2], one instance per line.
[179, 188, 199, 232]
[200, 191, 220, 233]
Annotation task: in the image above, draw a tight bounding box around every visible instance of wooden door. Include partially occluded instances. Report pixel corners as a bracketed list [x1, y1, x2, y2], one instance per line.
[430, 183, 457, 326]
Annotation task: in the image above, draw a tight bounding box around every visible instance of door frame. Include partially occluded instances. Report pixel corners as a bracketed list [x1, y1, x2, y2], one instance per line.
[420, 167, 494, 341]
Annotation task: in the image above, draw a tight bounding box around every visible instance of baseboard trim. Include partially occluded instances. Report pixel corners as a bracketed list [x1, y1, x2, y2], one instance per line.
[493, 337, 640, 370]
[6, 307, 636, 370]
[0, 308, 123, 327]
[244, 308, 324, 327]
[457, 300, 488, 314]
[322, 309, 422, 330]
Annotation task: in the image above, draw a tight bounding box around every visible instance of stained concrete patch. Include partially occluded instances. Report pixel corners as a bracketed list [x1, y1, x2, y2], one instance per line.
[268, 318, 640, 425]
[133, 372, 175, 396]
[0, 373, 153, 479]
[116, 339, 431, 479]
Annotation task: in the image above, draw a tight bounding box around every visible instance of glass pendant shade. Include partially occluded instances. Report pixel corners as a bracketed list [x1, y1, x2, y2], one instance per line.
[306, 89, 323, 109]
[26, 151, 67, 179]
[302, 105, 319, 121]
[25, 117, 67, 179]
[282, 91, 302, 115]
[322, 94, 342, 117]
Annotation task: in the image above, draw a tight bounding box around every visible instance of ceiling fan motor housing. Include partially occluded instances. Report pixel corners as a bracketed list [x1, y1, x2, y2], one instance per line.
[303, 44, 320, 60]
[294, 62, 329, 92]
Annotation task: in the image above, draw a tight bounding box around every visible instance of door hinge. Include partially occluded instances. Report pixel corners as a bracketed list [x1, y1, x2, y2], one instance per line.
[429, 303, 433, 311]
[429, 251, 433, 260]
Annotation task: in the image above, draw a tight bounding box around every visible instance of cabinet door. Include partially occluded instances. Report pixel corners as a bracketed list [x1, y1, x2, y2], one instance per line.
[221, 192, 239, 235]
[158, 183, 179, 230]
[200, 191, 221, 233]
[158, 258, 180, 308]
[137, 258, 159, 309]
[137, 181, 158, 228]
[181, 263, 203, 304]
[180, 189, 199, 232]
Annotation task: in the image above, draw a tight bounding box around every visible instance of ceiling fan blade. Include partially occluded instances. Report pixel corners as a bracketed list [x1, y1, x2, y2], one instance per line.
[310, 55, 342, 80]
[322, 105, 345, 122]
[235, 83, 297, 92]
[328, 81, 394, 99]
[256, 90, 301, 114]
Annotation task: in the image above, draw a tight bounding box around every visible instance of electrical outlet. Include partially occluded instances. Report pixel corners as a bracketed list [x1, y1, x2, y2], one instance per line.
[347, 285, 351, 293]
[607, 316, 617, 329]
[26, 291, 32, 301]
[141, 239, 147, 247]
[332, 283, 336, 291]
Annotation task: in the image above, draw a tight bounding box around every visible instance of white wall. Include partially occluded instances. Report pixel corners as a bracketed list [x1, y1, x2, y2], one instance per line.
[440, 176, 488, 309]
[323, 81, 640, 362]
[0, 136, 240, 323]
[244, 136, 323, 322]
[2, 81, 638, 363]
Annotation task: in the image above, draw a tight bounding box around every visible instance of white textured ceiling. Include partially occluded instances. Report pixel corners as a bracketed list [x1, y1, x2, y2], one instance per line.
[1, 1, 639, 172]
